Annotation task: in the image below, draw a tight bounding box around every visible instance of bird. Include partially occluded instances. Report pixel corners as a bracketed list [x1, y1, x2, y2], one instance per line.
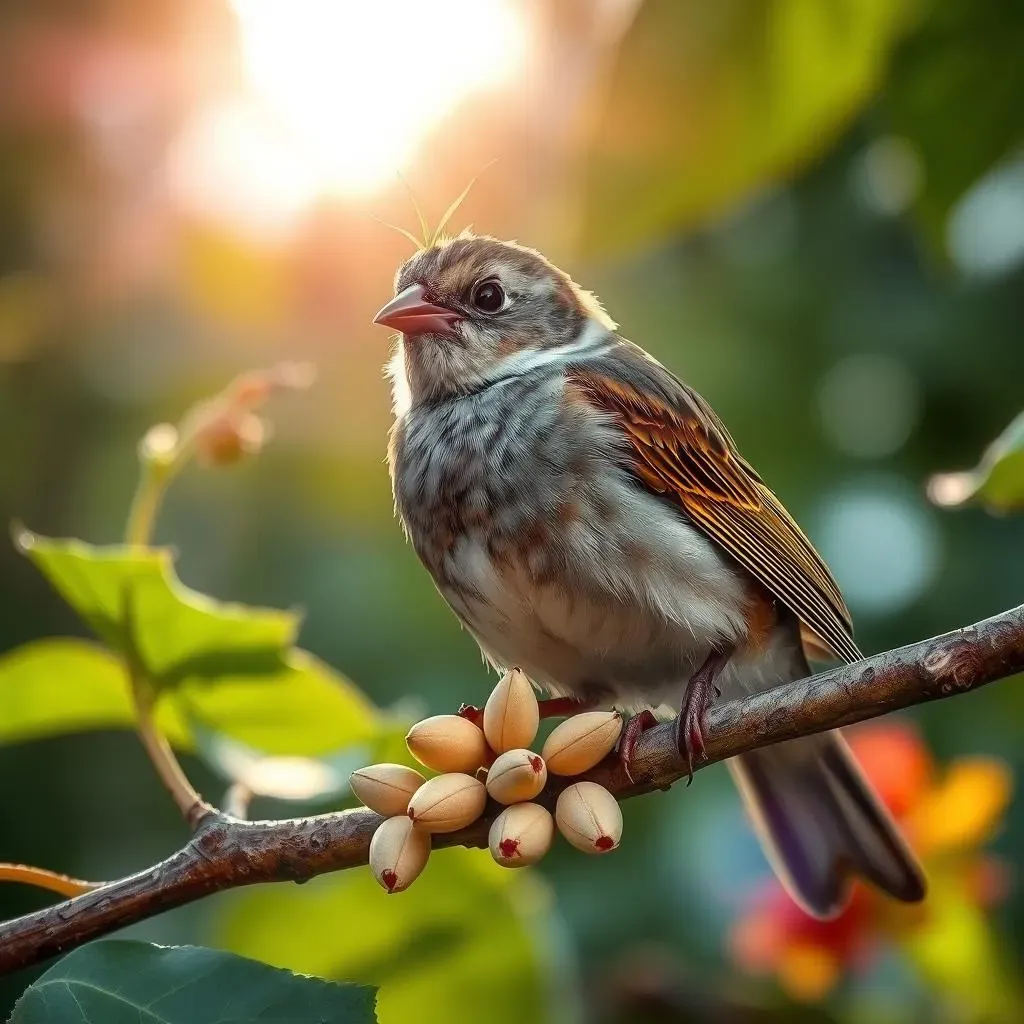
[373, 232, 925, 918]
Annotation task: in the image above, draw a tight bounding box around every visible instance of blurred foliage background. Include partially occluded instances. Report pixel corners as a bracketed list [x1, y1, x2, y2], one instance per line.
[1, 0, 1023, 1021]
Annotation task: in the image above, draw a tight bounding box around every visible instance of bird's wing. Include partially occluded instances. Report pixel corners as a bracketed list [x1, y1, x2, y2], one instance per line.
[568, 344, 862, 664]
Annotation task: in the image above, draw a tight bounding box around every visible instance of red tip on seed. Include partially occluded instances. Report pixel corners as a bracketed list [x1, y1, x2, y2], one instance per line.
[595, 835, 615, 851]
[382, 869, 399, 892]
[499, 838, 520, 859]
[407, 807, 415, 820]
[529, 755, 544, 774]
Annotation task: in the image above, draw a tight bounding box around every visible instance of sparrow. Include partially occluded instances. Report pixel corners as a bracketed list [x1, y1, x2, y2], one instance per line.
[373, 233, 925, 918]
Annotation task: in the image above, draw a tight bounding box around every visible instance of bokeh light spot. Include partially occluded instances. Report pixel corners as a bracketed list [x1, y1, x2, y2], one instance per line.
[813, 480, 941, 616]
[172, 1, 529, 237]
[854, 136, 922, 216]
[231, 0, 527, 196]
[817, 353, 921, 459]
[947, 155, 1024, 278]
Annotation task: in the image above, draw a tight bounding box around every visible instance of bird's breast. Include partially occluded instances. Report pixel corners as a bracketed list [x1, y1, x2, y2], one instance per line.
[389, 375, 751, 697]
[390, 375, 572, 574]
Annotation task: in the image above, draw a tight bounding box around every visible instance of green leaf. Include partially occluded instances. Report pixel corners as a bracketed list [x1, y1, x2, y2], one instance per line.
[0, 637, 381, 760]
[10, 941, 377, 1023]
[0, 639, 189, 748]
[928, 411, 1024, 513]
[11, 532, 381, 755]
[174, 650, 380, 757]
[885, 0, 1024, 249]
[580, 0, 912, 253]
[16, 531, 294, 688]
[191, 712, 415, 805]
[214, 848, 572, 1024]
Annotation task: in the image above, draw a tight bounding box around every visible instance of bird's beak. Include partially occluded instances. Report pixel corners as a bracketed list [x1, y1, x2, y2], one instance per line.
[373, 284, 461, 336]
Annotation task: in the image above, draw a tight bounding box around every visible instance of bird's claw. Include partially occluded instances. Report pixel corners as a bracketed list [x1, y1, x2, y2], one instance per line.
[616, 709, 659, 784]
[675, 709, 707, 786]
[675, 677, 717, 785]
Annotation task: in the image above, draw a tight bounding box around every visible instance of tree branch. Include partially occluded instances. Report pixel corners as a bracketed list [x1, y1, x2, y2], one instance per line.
[2, 604, 1022, 976]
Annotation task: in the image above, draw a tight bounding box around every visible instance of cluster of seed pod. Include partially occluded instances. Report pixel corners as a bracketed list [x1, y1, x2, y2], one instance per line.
[350, 668, 625, 892]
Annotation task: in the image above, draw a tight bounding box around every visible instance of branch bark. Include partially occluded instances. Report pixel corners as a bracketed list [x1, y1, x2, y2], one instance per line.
[2, 604, 1022, 976]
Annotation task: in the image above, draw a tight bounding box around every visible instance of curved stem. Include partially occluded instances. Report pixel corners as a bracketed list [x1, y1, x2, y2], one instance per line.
[124, 448, 211, 829]
[0, 864, 100, 899]
[133, 684, 214, 829]
[124, 459, 178, 548]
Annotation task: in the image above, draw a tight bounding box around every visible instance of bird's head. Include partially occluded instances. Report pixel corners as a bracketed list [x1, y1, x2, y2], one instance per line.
[373, 233, 614, 409]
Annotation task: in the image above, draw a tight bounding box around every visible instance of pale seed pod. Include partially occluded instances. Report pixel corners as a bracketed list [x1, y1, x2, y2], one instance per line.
[489, 803, 554, 867]
[407, 773, 487, 833]
[486, 749, 547, 805]
[483, 668, 539, 753]
[406, 715, 488, 773]
[555, 781, 622, 854]
[369, 815, 431, 893]
[542, 711, 623, 776]
[350, 763, 425, 817]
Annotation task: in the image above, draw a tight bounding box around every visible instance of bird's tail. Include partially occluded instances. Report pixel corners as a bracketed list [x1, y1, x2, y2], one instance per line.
[729, 731, 926, 918]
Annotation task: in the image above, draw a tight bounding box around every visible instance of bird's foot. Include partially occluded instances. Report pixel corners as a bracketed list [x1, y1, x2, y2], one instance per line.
[674, 690, 710, 784]
[674, 649, 731, 784]
[616, 709, 659, 784]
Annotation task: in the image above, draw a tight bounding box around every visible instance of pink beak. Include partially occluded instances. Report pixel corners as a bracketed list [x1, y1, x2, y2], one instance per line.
[373, 284, 461, 335]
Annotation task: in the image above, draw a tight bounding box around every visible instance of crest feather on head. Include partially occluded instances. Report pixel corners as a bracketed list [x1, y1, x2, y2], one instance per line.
[377, 173, 483, 252]
[378, 173, 616, 332]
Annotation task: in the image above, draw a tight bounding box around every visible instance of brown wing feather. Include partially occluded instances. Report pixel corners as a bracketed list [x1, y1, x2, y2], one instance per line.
[570, 367, 862, 665]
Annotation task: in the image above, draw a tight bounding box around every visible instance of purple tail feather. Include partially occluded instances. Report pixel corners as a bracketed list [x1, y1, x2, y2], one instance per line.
[729, 733, 926, 918]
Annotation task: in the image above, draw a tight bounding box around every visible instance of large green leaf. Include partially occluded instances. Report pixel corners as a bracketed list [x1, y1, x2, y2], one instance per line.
[9, 941, 377, 1023]
[174, 649, 379, 757]
[581, 0, 911, 253]
[8, 531, 381, 755]
[928, 411, 1024, 513]
[886, 0, 1024, 248]
[214, 848, 573, 1024]
[0, 639, 189, 748]
[16, 530, 294, 688]
[190, 707, 415, 804]
[0, 637, 382, 761]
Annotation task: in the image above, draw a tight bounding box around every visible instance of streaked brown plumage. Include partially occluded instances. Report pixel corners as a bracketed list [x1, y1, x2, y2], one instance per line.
[567, 367, 863, 665]
[375, 232, 925, 918]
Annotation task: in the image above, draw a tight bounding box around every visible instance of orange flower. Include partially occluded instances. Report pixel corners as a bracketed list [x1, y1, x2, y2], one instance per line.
[729, 720, 1012, 1003]
[731, 882, 874, 1001]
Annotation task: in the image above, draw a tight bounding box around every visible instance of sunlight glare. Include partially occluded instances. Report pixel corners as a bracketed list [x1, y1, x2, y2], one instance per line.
[229, 0, 527, 197]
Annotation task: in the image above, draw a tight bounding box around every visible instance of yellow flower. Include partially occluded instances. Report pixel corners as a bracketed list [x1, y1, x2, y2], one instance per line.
[908, 759, 1012, 855]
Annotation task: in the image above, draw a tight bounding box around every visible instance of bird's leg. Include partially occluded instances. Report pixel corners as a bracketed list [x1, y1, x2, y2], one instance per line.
[460, 692, 600, 726]
[616, 709, 660, 784]
[675, 646, 734, 783]
[460, 694, 597, 725]
[537, 695, 599, 720]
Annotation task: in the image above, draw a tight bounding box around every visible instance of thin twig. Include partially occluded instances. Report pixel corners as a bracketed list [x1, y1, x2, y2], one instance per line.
[0, 864, 101, 900]
[123, 448, 213, 830]
[124, 449, 181, 550]
[222, 783, 255, 820]
[0, 604, 1022, 976]
[132, 683, 214, 829]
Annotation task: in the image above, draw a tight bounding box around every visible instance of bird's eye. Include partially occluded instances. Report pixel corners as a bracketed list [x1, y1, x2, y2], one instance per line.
[470, 279, 506, 314]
